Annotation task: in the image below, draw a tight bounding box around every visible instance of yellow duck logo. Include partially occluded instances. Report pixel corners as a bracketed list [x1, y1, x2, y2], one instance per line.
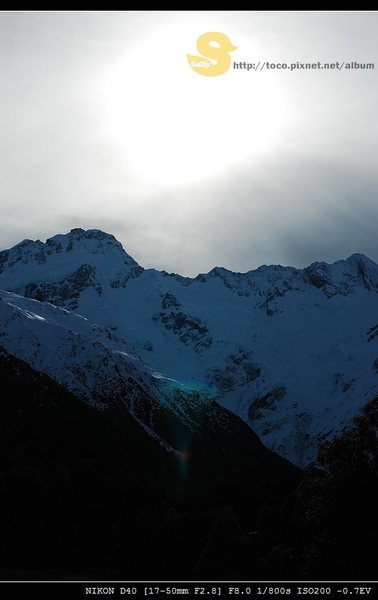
[187, 32, 238, 77]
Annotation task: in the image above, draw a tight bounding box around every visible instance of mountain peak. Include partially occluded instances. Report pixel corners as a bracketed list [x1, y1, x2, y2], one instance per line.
[0, 229, 144, 309]
[46, 228, 126, 255]
[345, 252, 377, 267]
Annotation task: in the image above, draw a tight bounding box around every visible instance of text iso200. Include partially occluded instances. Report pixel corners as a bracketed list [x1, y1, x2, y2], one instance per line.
[297, 589, 332, 595]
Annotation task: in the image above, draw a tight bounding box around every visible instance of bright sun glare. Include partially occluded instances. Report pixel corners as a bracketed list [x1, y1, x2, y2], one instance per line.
[104, 29, 285, 186]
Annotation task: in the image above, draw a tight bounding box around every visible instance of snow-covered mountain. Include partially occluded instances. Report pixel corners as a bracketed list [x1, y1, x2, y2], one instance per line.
[1, 227, 378, 466]
[1, 289, 287, 473]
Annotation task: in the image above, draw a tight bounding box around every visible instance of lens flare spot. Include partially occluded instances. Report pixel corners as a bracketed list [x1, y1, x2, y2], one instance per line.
[179, 452, 189, 479]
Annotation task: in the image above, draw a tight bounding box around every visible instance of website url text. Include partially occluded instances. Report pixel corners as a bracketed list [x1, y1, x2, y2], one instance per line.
[233, 61, 374, 71]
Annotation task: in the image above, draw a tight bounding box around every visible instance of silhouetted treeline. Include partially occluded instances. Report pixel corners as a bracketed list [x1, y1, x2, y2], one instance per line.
[1, 349, 377, 581]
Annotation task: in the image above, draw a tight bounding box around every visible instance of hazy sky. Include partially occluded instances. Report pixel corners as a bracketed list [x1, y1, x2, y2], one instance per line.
[1, 11, 377, 276]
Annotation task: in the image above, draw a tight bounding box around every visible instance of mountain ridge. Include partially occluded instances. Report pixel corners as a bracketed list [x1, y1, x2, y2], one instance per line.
[1, 227, 376, 284]
[1, 228, 378, 466]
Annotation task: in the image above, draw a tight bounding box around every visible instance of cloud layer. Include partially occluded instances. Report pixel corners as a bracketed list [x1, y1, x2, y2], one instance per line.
[0, 11, 377, 276]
